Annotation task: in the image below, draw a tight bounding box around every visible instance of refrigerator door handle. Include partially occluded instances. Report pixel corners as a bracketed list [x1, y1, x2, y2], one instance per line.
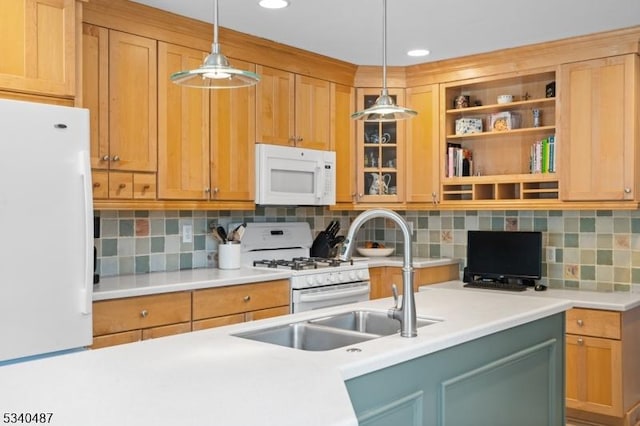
[79, 150, 93, 315]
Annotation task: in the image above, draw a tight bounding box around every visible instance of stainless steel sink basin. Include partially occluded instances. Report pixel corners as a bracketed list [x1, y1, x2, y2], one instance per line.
[310, 310, 440, 336]
[233, 310, 442, 351]
[234, 322, 376, 351]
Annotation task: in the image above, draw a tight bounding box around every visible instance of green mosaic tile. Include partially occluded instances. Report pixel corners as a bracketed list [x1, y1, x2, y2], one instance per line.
[555, 248, 563, 263]
[166, 253, 180, 271]
[548, 210, 563, 217]
[580, 265, 595, 280]
[596, 210, 613, 216]
[580, 249, 595, 264]
[150, 236, 165, 253]
[579, 218, 596, 232]
[613, 283, 631, 292]
[453, 217, 465, 229]
[165, 219, 179, 235]
[631, 218, 640, 234]
[194, 235, 205, 251]
[632, 268, 640, 283]
[491, 217, 503, 230]
[134, 210, 149, 218]
[119, 220, 134, 237]
[596, 250, 613, 265]
[429, 244, 440, 257]
[180, 253, 193, 270]
[564, 280, 579, 289]
[564, 233, 579, 248]
[102, 239, 117, 257]
[533, 218, 547, 232]
[563, 217, 579, 232]
[614, 266, 630, 283]
[135, 256, 150, 274]
[418, 217, 428, 229]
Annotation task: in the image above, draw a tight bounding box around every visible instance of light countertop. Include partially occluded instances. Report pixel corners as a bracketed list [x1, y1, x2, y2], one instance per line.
[423, 280, 640, 311]
[93, 257, 460, 301]
[0, 287, 569, 426]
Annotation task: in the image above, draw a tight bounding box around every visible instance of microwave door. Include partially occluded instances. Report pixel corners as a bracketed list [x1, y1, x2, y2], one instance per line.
[264, 157, 320, 205]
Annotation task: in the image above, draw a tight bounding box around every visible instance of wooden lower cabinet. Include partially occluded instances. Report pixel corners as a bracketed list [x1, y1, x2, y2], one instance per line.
[192, 280, 290, 330]
[92, 280, 291, 348]
[566, 307, 640, 426]
[369, 264, 460, 299]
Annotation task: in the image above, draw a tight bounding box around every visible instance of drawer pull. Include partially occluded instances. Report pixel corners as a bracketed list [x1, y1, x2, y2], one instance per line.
[140, 309, 149, 318]
[243, 295, 251, 302]
[577, 319, 584, 327]
[577, 338, 584, 345]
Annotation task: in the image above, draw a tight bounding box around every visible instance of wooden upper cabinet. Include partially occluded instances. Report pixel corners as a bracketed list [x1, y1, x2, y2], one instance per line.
[210, 59, 256, 202]
[406, 84, 440, 204]
[0, 0, 76, 97]
[157, 42, 210, 200]
[109, 30, 157, 172]
[560, 54, 639, 201]
[294, 75, 331, 150]
[256, 65, 331, 150]
[256, 65, 294, 145]
[332, 82, 356, 204]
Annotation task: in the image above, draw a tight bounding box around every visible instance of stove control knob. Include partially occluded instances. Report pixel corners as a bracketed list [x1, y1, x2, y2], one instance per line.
[306, 276, 314, 286]
[329, 274, 337, 283]
[337, 272, 344, 282]
[348, 271, 357, 281]
[316, 276, 324, 285]
[356, 270, 366, 280]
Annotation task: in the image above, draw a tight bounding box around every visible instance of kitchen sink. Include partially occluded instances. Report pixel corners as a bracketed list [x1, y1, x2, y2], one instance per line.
[233, 310, 441, 351]
[310, 310, 440, 336]
[233, 322, 377, 351]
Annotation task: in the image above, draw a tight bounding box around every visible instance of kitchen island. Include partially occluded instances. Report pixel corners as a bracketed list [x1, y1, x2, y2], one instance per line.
[0, 288, 570, 426]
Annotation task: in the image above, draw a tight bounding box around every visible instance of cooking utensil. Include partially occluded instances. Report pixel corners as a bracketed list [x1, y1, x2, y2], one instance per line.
[211, 227, 224, 243]
[216, 226, 228, 243]
[228, 223, 247, 242]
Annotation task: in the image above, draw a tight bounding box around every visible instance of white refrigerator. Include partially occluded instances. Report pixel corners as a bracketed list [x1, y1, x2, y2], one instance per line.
[0, 99, 93, 364]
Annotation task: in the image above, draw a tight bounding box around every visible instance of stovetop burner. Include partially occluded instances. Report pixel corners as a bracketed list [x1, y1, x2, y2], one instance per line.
[252, 257, 354, 271]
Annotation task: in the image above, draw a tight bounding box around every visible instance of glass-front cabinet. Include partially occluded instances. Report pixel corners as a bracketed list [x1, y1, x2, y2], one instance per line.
[355, 88, 405, 203]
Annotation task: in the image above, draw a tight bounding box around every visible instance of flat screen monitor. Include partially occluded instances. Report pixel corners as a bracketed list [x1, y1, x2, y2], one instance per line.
[466, 230, 542, 282]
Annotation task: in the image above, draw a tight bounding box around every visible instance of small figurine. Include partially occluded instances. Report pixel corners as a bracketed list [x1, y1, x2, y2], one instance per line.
[523, 91, 531, 101]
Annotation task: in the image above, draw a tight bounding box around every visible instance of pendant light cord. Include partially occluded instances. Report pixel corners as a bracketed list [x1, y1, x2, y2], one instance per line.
[212, 0, 220, 54]
[382, 0, 387, 91]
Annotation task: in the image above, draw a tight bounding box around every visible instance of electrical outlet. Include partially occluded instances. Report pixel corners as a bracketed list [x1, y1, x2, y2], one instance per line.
[546, 247, 555, 263]
[182, 224, 193, 243]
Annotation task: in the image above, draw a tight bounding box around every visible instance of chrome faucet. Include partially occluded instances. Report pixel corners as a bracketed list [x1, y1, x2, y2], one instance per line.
[339, 208, 417, 337]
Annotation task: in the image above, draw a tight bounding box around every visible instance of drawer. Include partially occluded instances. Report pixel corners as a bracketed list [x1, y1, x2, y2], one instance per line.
[193, 280, 290, 320]
[91, 171, 109, 199]
[141, 322, 191, 340]
[93, 292, 192, 335]
[91, 330, 141, 349]
[133, 173, 156, 199]
[192, 314, 245, 331]
[566, 308, 621, 339]
[109, 172, 133, 199]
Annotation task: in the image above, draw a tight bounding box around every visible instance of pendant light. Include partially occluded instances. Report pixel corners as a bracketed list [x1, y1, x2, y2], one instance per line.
[351, 0, 417, 121]
[170, 0, 260, 89]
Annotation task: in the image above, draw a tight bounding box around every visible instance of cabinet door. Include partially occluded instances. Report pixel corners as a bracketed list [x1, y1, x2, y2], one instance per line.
[255, 65, 294, 145]
[332, 83, 356, 204]
[0, 0, 76, 97]
[566, 334, 623, 417]
[109, 30, 157, 172]
[560, 55, 638, 201]
[295, 75, 331, 150]
[210, 59, 256, 201]
[368, 267, 388, 299]
[157, 42, 210, 200]
[82, 23, 109, 170]
[406, 84, 440, 204]
[356, 88, 405, 203]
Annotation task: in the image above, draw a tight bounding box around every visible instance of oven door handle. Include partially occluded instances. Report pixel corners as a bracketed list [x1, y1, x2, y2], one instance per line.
[298, 285, 370, 303]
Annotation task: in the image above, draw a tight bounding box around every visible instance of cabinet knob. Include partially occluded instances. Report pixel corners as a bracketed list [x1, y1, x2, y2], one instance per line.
[112, 155, 120, 162]
[624, 188, 631, 194]
[577, 319, 583, 327]
[577, 338, 584, 345]
[296, 137, 303, 142]
[118, 183, 126, 189]
[141, 184, 150, 194]
[213, 187, 219, 194]
[204, 188, 211, 193]
[101, 155, 110, 161]
[140, 309, 149, 318]
[93, 182, 101, 188]
[243, 295, 251, 302]
[431, 192, 439, 205]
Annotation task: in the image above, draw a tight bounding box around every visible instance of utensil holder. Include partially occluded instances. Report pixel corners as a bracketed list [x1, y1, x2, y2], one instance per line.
[218, 242, 241, 269]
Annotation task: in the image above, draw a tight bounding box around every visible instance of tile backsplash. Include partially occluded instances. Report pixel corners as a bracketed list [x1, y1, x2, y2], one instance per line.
[95, 208, 640, 292]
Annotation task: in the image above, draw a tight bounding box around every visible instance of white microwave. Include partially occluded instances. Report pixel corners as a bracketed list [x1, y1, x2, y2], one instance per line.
[255, 143, 336, 206]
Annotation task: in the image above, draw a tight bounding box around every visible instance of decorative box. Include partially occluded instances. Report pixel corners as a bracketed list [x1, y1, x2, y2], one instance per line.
[490, 112, 521, 132]
[455, 118, 483, 135]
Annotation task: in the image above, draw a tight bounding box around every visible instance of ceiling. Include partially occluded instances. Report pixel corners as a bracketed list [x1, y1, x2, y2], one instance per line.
[131, 0, 640, 66]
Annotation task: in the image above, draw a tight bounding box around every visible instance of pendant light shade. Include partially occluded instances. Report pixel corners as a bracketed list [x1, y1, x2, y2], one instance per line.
[170, 0, 260, 89]
[351, 0, 417, 121]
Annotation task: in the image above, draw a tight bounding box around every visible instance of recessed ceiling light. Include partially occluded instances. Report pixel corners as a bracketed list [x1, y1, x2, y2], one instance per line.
[407, 49, 430, 57]
[259, 0, 289, 9]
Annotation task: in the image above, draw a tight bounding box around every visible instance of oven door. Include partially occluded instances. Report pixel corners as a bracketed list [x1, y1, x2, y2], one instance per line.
[291, 281, 370, 313]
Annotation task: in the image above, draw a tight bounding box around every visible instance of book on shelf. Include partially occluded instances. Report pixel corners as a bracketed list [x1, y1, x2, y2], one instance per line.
[530, 135, 556, 174]
[446, 142, 473, 177]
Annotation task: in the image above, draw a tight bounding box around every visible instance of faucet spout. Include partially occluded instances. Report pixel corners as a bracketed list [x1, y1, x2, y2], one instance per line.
[339, 208, 417, 337]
